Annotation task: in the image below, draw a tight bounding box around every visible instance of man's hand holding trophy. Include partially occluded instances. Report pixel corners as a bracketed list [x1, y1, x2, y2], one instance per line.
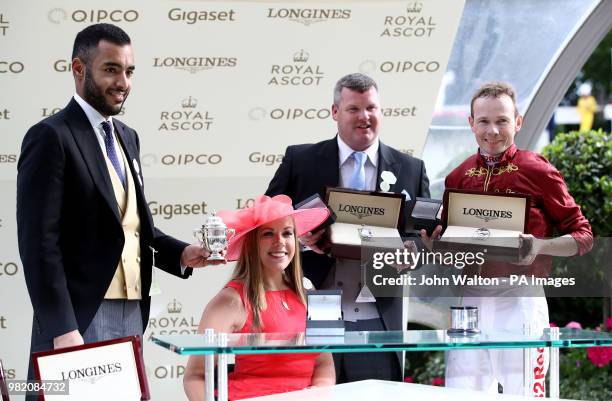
[188, 210, 235, 267]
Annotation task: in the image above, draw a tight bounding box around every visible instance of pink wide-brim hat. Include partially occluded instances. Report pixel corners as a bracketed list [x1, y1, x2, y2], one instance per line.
[216, 194, 330, 261]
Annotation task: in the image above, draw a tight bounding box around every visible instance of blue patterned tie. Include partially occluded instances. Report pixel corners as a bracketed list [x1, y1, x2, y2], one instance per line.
[348, 151, 367, 190]
[100, 121, 126, 189]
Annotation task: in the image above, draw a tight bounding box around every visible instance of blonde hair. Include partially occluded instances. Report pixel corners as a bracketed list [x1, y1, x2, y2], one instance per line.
[230, 221, 306, 330]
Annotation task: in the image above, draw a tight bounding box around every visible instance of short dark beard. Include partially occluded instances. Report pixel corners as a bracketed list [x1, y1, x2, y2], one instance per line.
[83, 66, 126, 116]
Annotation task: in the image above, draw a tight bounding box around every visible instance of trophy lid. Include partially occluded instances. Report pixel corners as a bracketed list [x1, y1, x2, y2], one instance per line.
[204, 210, 226, 228]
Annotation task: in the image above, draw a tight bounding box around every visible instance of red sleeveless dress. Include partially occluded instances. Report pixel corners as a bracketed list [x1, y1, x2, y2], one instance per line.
[225, 281, 318, 400]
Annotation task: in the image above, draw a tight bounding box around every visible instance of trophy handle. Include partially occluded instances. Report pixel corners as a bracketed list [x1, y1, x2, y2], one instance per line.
[193, 228, 202, 243]
[226, 228, 236, 241]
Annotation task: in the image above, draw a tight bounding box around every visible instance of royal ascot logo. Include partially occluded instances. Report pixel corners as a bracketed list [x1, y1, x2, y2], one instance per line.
[268, 49, 325, 86]
[360, 59, 440, 74]
[152, 56, 237, 74]
[0, 107, 10, 119]
[248, 106, 331, 121]
[380, 2, 436, 38]
[462, 207, 513, 222]
[149, 201, 209, 220]
[0, 61, 24, 73]
[248, 152, 284, 166]
[47, 8, 139, 24]
[0, 261, 20, 277]
[381, 106, 417, 117]
[60, 363, 123, 383]
[167, 7, 237, 24]
[158, 97, 214, 133]
[337, 204, 385, 219]
[266, 7, 351, 26]
[140, 153, 223, 168]
[147, 298, 199, 340]
[0, 13, 10, 36]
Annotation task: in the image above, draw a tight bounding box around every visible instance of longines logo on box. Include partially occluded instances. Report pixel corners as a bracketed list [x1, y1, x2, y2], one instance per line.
[266, 7, 351, 26]
[149, 201, 208, 220]
[268, 49, 324, 86]
[0, 261, 20, 276]
[152, 56, 237, 74]
[0, 13, 10, 36]
[167, 8, 236, 24]
[159, 97, 214, 133]
[380, 2, 436, 38]
[248, 152, 284, 166]
[42, 106, 124, 117]
[140, 153, 222, 168]
[359, 59, 440, 74]
[147, 299, 198, 339]
[462, 207, 513, 222]
[0, 108, 10, 119]
[0, 154, 17, 163]
[47, 8, 139, 24]
[0, 61, 24, 73]
[338, 204, 385, 219]
[61, 362, 123, 383]
[248, 106, 331, 121]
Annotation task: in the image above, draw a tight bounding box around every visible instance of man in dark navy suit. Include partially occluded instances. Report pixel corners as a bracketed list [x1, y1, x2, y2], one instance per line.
[17, 24, 218, 396]
[266, 73, 430, 382]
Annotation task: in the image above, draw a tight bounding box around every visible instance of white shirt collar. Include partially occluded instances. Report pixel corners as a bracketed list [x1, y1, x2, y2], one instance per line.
[73, 93, 113, 131]
[337, 135, 379, 167]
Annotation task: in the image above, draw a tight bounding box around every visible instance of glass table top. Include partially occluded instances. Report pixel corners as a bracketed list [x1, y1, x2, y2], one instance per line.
[151, 328, 612, 355]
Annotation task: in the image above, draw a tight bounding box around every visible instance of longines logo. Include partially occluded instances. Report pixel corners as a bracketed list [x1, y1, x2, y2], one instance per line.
[0, 108, 10, 119]
[147, 299, 198, 338]
[47, 8, 139, 24]
[0, 315, 6, 329]
[462, 207, 513, 222]
[338, 204, 385, 219]
[159, 97, 214, 133]
[61, 363, 122, 383]
[152, 56, 237, 74]
[266, 8, 351, 26]
[268, 49, 324, 86]
[381, 106, 417, 117]
[140, 153, 223, 168]
[236, 197, 255, 209]
[359, 59, 440, 74]
[0, 13, 10, 36]
[42, 107, 124, 117]
[0, 261, 19, 276]
[380, 2, 436, 38]
[0, 154, 17, 163]
[149, 201, 208, 220]
[248, 152, 284, 166]
[168, 8, 236, 24]
[0, 61, 24, 73]
[53, 59, 72, 72]
[248, 106, 331, 121]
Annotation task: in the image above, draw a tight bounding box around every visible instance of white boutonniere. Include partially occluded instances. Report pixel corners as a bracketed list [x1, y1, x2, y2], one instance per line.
[380, 170, 397, 192]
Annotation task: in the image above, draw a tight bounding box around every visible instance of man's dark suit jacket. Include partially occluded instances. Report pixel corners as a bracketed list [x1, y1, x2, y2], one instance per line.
[265, 137, 430, 335]
[17, 98, 191, 344]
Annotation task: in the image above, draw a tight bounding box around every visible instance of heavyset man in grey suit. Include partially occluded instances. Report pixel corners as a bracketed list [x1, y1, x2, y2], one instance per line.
[16, 24, 219, 397]
[266, 73, 430, 381]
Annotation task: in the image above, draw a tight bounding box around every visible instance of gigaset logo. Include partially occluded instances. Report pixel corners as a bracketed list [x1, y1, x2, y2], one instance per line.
[167, 8, 236, 24]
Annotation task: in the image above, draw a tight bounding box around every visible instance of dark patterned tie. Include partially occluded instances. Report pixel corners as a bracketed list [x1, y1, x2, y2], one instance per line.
[100, 121, 126, 188]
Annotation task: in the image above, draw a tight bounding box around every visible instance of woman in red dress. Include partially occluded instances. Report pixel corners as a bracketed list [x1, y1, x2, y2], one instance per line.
[183, 194, 335, 400]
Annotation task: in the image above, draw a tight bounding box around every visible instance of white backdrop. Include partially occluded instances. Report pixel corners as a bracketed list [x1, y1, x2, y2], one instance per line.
[0, 1, 464, 399]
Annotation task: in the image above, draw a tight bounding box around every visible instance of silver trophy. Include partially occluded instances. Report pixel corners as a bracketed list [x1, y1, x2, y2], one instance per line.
[194, 211, 235, 261]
